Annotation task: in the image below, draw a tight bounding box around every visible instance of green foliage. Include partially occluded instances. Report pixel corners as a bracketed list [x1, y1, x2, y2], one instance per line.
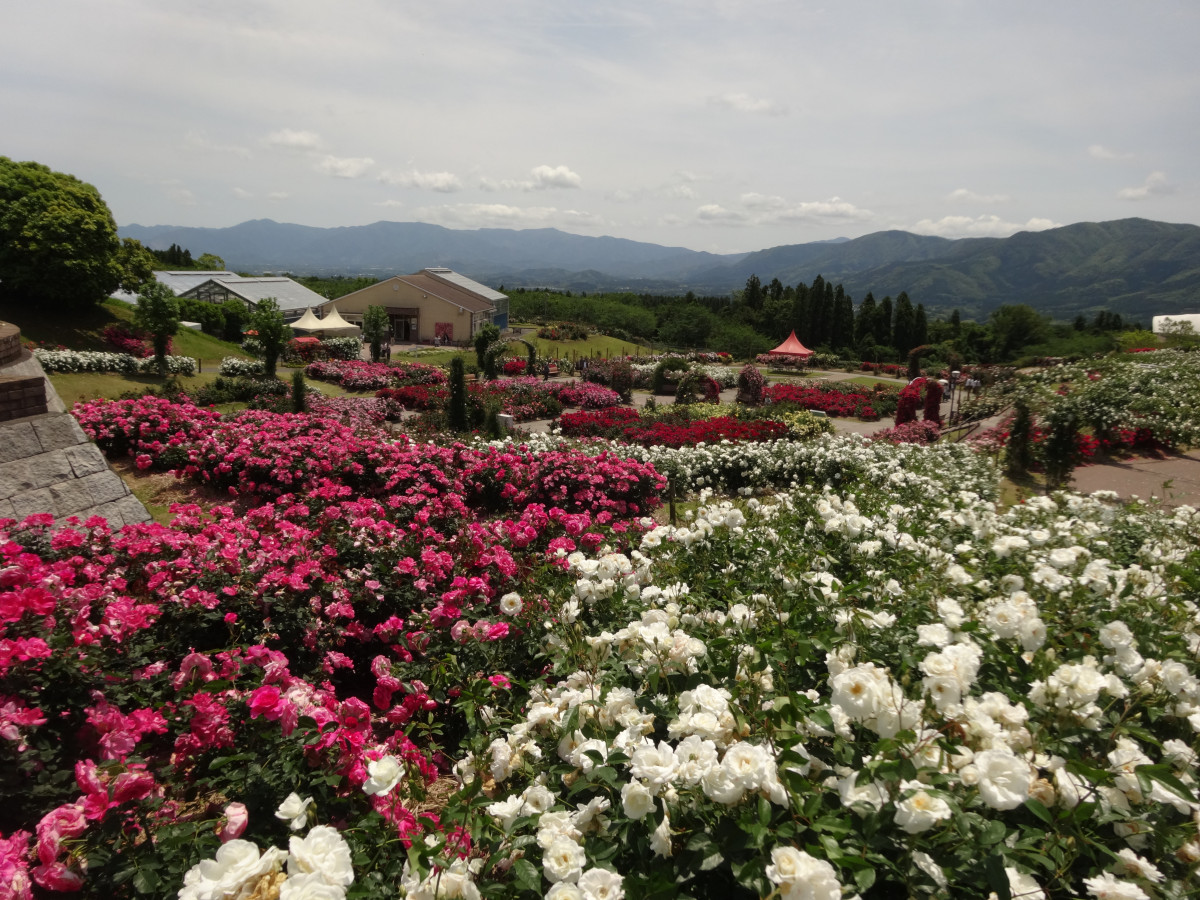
[651, 358, 691, 394]
[248, 298, 291, 378]
[133, 281, 182, 375]
[448, 356, 468, 432]
[474, 323, 501, 372]
[362, 305, 389, 363]
[1040, 402, 1080, 491]
[989, 304, 1049, 362]
[195, 252, 225, 269]
[0, 157, 125, 309]
[1004, 398, 1034, 479]
[291, 370, 308, 413]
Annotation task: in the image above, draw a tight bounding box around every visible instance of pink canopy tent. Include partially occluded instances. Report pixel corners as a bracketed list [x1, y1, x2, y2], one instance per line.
[767, 330, 814, 360]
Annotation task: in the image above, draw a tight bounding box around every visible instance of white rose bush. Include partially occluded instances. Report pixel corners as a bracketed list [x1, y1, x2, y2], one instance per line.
[1, 349, 1199, 899]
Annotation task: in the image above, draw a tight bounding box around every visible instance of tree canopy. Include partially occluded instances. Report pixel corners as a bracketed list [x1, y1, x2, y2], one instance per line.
[133, 281, 181, 375]
[0, 157, 126, 309]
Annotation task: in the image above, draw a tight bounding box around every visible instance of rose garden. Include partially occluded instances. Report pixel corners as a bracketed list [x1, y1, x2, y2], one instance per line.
[3, 341, 1200, 900]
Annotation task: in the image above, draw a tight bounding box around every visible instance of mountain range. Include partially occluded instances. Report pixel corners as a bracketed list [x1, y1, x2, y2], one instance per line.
[119, 217, 1200, 320]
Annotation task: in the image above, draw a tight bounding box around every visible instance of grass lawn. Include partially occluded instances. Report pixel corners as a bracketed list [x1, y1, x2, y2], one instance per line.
[4, 296, 251, 366]
[50, 366, 353, 406]
[507, 326, 655, 361]
[832, 375, 905, 389]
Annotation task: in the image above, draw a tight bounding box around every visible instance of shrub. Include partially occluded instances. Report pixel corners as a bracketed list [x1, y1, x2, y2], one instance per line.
[218, 357, 266, 377]
[736, 364, 766, 405]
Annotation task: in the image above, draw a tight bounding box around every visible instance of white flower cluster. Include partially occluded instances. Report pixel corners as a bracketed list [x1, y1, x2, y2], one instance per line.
[218, 356, 267, 377]
[179, 810, 353, 900]
[34, 348, 196, 375]
[450, 469, 1200, 896]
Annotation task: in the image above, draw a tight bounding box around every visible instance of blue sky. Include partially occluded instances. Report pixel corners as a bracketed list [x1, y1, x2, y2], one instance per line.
[2, 0, 1196, 253]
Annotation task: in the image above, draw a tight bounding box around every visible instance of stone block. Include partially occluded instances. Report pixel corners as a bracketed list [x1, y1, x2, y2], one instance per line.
[65, 444, 109, 478]
[0, 459, 36, 500]
[29, 449, 74, 489]
[10, 488, 54, 519]
[0, 421, 41, 464]
[31, 413, 87, 451]
[84, 471, 130, 506]
[50, 480, 96, 516]
[0, 498, 14, 520]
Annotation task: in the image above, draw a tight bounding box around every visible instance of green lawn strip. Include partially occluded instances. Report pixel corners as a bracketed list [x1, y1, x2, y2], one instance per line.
[48, 371, 228, 406]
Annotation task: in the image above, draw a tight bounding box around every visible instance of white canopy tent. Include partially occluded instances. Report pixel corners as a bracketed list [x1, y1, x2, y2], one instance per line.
[289, 307, 361, 337]
[315, 307, 361, 337]
[290, 308, 324, 332]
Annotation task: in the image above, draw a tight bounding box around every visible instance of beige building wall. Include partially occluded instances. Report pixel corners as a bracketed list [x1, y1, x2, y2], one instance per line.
[319, 280, 474, 343]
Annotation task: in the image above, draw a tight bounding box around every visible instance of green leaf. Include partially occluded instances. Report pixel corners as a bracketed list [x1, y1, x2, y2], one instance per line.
[700, 852, 725, 871]
[853, 866, 877, 892]
[133, 868, 162, 895]
[1024, 798, 1053, 825]
[511, 858, 540, 894]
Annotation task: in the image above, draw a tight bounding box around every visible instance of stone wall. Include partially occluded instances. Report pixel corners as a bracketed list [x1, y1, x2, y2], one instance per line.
[0, 413, 152, 526]
[0, 374, 48, 422]
[0, 322, 21, 366]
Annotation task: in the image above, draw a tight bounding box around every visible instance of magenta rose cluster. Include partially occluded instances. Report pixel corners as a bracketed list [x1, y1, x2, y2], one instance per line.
[1, 396, 667, 895]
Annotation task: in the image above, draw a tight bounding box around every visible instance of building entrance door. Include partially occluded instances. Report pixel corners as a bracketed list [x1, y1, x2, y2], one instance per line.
[389, 313, 418, 342]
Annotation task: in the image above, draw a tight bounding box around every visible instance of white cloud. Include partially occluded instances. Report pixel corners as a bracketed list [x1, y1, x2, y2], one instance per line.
[1117, 171, 1172, 200]
[909, 214, 1061, 238]
[232, 187, 252, 199]
[185, 130, 252, 159]
[1089, 144, 1133, 161]
[773, 197, 874, 223]
[413, 203, 600, 228]
[379, 169, 463, 192]
[741, 192, 788, 211]
[478, 165, 583, 192]
[707, 92, 787, 116]
[267, 192, 290, 202]
[163, 182, 196, 206]
[696, 204, 750, 224]
[947, 188, 1009, 204]
[265, 129, 322, 151]
[315, 155, 374, 178]
[530, 164, 582, 189]
[662, 184, 698, 200]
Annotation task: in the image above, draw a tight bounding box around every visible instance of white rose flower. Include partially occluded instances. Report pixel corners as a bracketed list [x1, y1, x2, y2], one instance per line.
[578, 867, 625, 900]
[543, 836, 587, 884]
[974, 750, 1031, 810]
[630, 741, 678, 789]
[546, 883, 585, 900]
[180, 841, 287, 900]
[499, 592, 523, 616]
[620, 781, 656, 819]
[1083, 872, 1149, 900]
[894, 785, 952, 833]
[362, 755, 404, 796]
[649, 808, 672, 858]
[275, 792, 314, 831]
[288, 825, 354, 888]
[1005, 867, 1046, 899]
[764, 847, 842, 900]
[280, 872, 347, 900]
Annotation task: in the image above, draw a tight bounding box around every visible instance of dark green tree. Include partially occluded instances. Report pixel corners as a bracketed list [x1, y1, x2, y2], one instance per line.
[831, 285, 855, 351]
[949, 309, 961, 337]
[362, 305, 389, 362]
[874, 296, 894, 350]
[132, 281, 181, 376]
[855, 292, 877, 346]
[742, 274, 764, 311]
[893, 292, 917, 356]
[1004, 398, 1034, 480]
[0, 157, 126, 309]
[448, 357, 468, 432]
[116, 238, 157, 294]
[914, 303, 929, 348]
[989, 304, 1048, 361]
[474, 323, 501, 372]
[249, 298, 291, 378]
[291, 371, 308, 413]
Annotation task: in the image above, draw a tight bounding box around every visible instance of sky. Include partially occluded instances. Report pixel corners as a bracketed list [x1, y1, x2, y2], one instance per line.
[3, 0, 1197, 255]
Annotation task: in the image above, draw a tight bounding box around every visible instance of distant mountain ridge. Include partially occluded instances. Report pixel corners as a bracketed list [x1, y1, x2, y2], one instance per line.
[120, 217, 1200, 319]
